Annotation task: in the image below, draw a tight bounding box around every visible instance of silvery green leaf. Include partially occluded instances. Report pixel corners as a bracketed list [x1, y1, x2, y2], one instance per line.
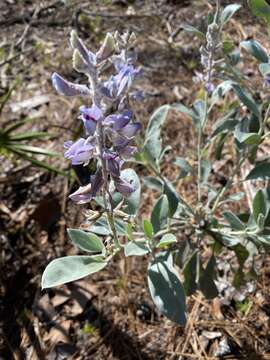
[200, 159, 211, 184]
[182, 24, 205, 39]
[157, 233, 177, 248]
[151, 195, 169, 232]
[42, 255, 107, 288]
[212, 111, 238, 138]
[124, 241, 150, 256]
[233, 244, 249, 267]
[144, 176, 163, 191]
[160, 145, 172, 160]
[90, 221, 111, 236]
[174, 157, 193, 178]
[231, 83, 261, 118]
[234, 124, 261, 145]
[114, 218, 127, 236]
[257, 235, 270, 246]
[211, 80, 233, 103]
[220, 192, 245, 205]
[148, 258, 187, 326]
[163, 181, 180, 217]
[126, 223, 133, 241]
[121, 168, 141, 215]
[248, 0, 270, 28]
[67, 229, 105, 253]
[221, 4, 242, 24]
[172, 102, 203, 129]
[183, 252, 199, 296]
[253, 189, 267, 223]
[223, 212, 245, 230]
[171, 103, 194, 119]
[143, 219, 154, 239]
[175, 240, 191, 268]
[193, 99, 206, 127]
[259, 63, 270, 77]
[144, 105, 170, 161]
[199, 255, 218, 299]
[241, 40, 269, 63]
[51, 72, 90, 97]
[246, 162, 270, 181]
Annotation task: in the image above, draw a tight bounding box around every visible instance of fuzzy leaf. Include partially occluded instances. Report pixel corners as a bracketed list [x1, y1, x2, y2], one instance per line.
[124, 241, 150, 256]
[246, 162, 270, 181]
[151, 195, 169, 232]
[241, 40, 269, 63]
[221, 4, 242, 24]
[157, 233, 177, 248]
[67, 229, 105, 253]
[148, 258, 187, 326]
[42, 256, 107, 288]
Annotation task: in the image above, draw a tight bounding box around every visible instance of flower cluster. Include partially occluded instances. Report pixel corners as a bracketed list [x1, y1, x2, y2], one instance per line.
[52, 31, 141, 204]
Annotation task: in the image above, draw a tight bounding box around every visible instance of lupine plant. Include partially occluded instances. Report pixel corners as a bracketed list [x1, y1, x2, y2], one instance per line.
[42, 0, 270, 326]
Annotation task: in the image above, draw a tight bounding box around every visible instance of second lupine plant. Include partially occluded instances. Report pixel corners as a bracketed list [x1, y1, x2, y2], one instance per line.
[43, 0, 270, 326]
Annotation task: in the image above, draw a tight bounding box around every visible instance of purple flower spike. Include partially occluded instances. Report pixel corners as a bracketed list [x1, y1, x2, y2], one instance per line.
[69, 169, 103, 204]
[64, 138, 94, 165]
[52, 73, 90, 97]
[114, 177, 135, 197]
[80, 105, 103, 135]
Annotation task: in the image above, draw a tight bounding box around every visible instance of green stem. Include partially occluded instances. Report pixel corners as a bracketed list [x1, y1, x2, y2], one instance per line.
[211, 155, 245, 214]
[197, 92, 209, 204]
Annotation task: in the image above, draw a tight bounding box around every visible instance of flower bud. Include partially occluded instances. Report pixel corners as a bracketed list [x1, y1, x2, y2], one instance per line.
[52, 72, 90, 97]
[96, 33, 115, 61]
[72, 49, 89, 74]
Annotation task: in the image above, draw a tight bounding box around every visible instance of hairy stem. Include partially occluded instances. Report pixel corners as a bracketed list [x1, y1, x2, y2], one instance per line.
[90, 73, 120, 249]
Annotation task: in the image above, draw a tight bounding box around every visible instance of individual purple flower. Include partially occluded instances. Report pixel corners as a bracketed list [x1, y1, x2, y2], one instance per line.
[103, 110, 132, 130]
[79, 105, 103, 135]
[69, 169, 103, 203]
[103, 64, 141, 98]
[103, 150, 123, 177]
[113, 176, 135, 197]
[118, 123, 141, 138]
[52, 72, 90, 97]
[205, 81, 215, 94]
[117, 145, 137, 159]
[64, 138, 95, 165]
[264, 74, 270, 87]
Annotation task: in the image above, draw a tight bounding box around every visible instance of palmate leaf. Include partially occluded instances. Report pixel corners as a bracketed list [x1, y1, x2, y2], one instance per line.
[148, 257, 187, 326]
[42, 255, 107, 288]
